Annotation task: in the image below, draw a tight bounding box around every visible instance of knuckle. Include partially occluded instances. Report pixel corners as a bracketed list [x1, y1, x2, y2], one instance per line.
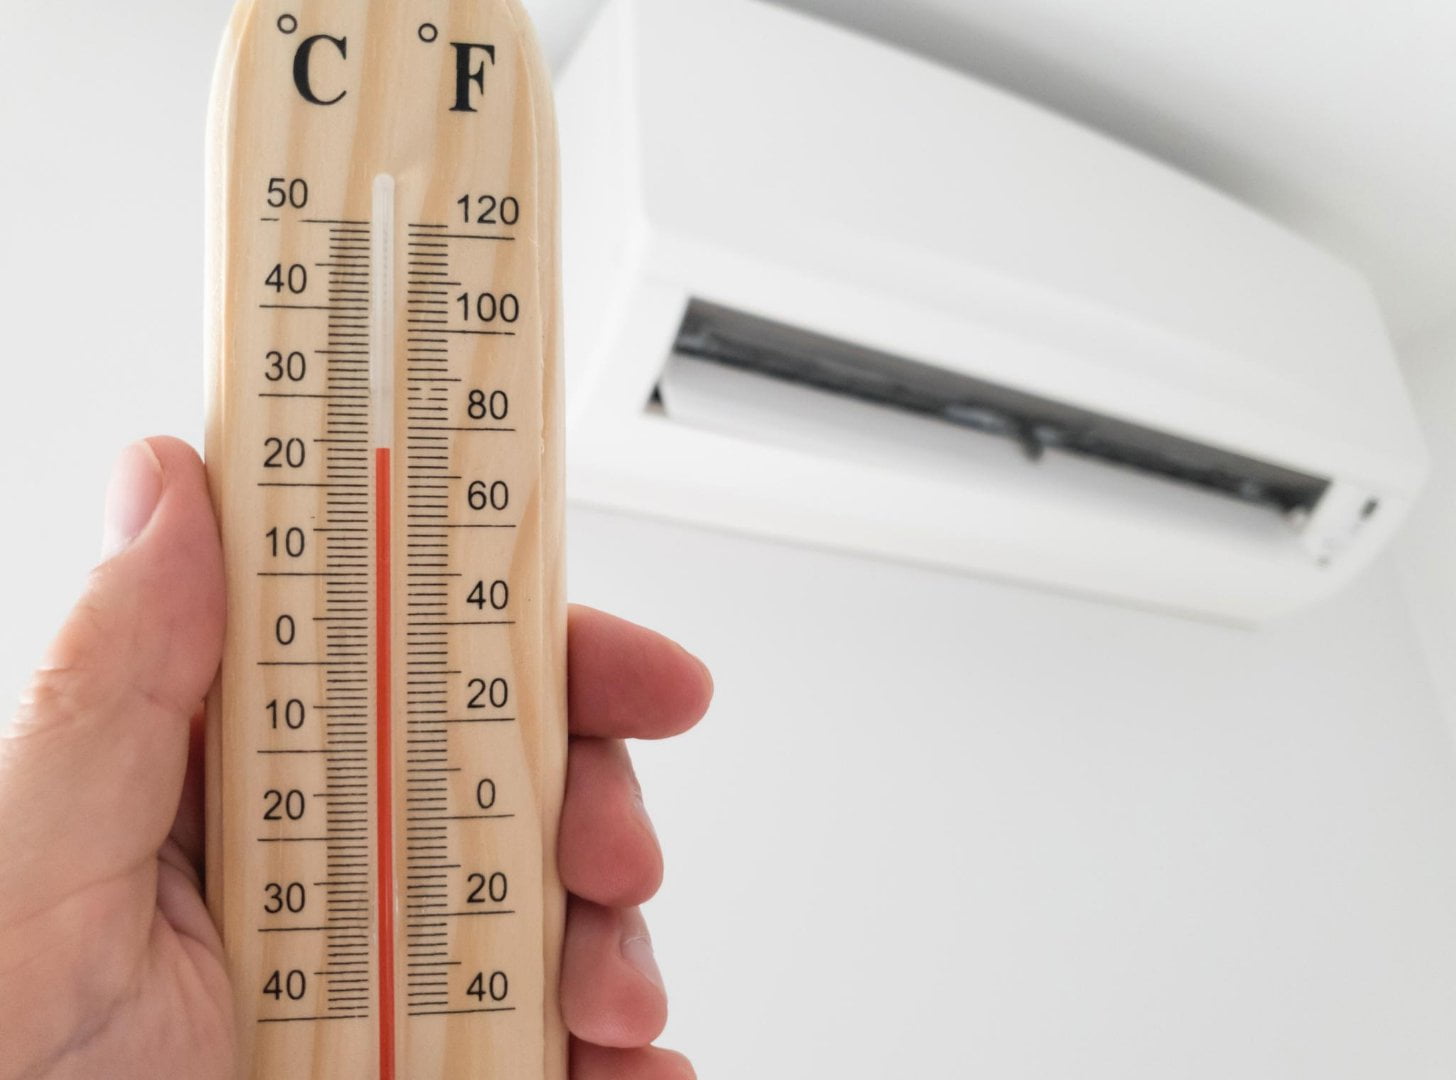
[12, 592, 123, 737]
[15, 662, 108, 739]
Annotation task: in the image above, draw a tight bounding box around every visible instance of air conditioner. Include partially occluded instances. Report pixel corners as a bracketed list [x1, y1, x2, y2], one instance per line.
[556, 0, 1427, 622]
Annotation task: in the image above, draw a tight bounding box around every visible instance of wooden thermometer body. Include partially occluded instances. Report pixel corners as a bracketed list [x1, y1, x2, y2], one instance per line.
[203, 2, 566, 1077]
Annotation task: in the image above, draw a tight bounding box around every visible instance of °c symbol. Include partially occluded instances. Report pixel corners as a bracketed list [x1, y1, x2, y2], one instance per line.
[419, 23, 439, 43]
[278, 13, 298, 34]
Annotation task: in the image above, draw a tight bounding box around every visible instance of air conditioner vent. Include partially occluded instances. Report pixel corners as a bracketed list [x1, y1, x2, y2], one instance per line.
[668, 300, 1330, 517]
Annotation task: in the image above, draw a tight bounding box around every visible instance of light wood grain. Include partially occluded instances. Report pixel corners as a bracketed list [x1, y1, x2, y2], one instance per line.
[204, 2, 566, 1076]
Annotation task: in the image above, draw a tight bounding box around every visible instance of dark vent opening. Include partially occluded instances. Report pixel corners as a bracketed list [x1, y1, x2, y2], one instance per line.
[667, 299, 1330, 516]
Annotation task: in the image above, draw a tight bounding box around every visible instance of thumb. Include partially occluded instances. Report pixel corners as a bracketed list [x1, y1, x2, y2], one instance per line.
[0, 437, 224, 922]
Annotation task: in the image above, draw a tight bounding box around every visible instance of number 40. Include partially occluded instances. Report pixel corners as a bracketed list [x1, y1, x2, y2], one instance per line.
[468, 971, 508, 1002]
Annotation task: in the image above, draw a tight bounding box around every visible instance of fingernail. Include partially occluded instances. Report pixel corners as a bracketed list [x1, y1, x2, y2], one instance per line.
[102, 442, 163, 561]
[620, 908, 663, 989]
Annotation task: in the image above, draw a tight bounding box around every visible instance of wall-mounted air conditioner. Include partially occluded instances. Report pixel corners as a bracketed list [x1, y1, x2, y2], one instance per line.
[556, 0, 1427, 622]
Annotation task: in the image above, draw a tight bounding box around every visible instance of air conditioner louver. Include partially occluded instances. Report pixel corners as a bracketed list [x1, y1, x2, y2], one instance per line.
[667, 299, 1331, 518]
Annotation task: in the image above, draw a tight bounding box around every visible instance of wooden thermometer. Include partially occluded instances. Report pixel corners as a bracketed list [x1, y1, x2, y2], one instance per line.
[203, 2, 566, 1076]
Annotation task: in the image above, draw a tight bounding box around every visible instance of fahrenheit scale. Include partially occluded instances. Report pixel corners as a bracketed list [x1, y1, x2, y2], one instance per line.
[203, 2, 567, 1077]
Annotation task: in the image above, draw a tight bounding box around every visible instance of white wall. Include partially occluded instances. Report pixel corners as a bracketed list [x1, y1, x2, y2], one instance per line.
[575, 508, 1456, 1078]
[1, 1, 1454, 1077]
[1397, 319, 1456, 726]
[0, 1, 223, 696]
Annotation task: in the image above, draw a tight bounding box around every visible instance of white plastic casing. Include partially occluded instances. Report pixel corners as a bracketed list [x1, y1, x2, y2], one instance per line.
[556, 0, 1427, 622]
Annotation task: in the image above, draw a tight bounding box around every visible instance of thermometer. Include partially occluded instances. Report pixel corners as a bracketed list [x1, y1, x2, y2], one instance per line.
[203, 2, 566, 1077]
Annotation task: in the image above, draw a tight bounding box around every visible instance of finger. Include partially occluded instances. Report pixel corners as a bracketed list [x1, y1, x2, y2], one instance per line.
[568, 606, 713, 740]
[561, 899, 668, 1048]
[572, 1041, 696, 1080]
[560, 738, 662, 907]
[168, 707, 209, 877]
[0, 438, 225, 921]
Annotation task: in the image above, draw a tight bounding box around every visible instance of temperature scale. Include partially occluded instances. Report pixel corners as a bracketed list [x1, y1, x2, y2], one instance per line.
[203, 2, 567, 1076]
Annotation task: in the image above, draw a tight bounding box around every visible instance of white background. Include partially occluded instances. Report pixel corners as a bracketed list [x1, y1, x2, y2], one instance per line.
[2, 1, 1455, 1077]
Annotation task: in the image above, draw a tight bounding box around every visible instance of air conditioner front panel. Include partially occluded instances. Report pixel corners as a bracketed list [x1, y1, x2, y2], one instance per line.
[620, 0, 1421, 482]
[556, 0, 1427, 622]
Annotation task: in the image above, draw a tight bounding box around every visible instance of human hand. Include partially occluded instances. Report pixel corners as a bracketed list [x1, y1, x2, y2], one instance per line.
[0, 438, 710, 1080]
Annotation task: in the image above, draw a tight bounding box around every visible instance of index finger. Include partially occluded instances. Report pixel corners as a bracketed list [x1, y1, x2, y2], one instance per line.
[568, 606, 713, 740]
